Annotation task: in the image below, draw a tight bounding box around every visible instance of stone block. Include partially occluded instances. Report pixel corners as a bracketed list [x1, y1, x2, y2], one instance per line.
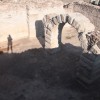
[46, 29, 52, 36]
[45, 34, 51, 40]
[47, 23, 53, 31]
[45, 42, 51, 48]
[56, 15, 62, 23]
[80, 55, 94, 67]
[52, 17, 58, 25]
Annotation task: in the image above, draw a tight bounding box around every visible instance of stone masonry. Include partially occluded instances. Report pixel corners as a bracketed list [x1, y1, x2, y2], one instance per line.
[63, 1, 100, 85]
[43, 1, 100, 85]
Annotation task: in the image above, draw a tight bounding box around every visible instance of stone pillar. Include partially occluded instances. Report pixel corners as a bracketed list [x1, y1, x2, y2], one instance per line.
[77, 31, 100, 86]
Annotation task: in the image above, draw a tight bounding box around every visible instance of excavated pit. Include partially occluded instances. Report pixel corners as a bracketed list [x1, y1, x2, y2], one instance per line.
[0, 22, 100, 100]
[0, 0, 100, 100]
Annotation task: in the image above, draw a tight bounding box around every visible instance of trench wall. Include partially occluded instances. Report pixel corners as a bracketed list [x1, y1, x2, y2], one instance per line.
[64, 1, 100, 31]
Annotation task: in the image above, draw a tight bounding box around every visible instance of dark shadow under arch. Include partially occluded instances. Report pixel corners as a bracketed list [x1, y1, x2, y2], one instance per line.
[58, 22, 65, 46]
[58, 22, 81, 50]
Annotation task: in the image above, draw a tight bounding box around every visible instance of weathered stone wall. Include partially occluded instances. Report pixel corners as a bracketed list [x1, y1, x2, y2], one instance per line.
[43, 13, 95, 51]
[63, 1, 100, 84]
[70, 1, 100, 31]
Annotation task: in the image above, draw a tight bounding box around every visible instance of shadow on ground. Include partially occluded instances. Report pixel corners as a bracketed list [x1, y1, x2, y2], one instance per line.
[35, 20, 45, 48]
[0, 43, 100, 100]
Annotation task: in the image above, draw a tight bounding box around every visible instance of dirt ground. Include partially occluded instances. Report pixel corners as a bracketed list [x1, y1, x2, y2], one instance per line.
[0, 25, 100, 100]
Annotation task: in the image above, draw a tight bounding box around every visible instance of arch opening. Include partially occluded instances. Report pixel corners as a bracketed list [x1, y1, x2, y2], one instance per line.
[58, 23, 83, 54]
[43, 13, 95, 53]
[58, 23, 81, 46]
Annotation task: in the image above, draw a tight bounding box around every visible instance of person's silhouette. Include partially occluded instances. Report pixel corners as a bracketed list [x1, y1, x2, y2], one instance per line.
[7, 35, 13, 53]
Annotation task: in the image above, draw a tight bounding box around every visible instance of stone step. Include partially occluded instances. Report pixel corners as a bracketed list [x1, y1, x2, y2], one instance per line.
[82, 53, 96, 61]
[77, 74, 93, 84]
[77, 68, 91, 80]
[80, 55, 94, 67]
[80, 60, 93, 70]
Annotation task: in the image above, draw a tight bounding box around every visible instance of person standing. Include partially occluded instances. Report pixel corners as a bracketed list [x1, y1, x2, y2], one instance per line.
[7, 35, 13, 53]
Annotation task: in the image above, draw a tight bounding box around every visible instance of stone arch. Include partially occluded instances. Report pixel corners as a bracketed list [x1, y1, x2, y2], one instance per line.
[43, 13, 95, 52]
[43, 13, 100, 85]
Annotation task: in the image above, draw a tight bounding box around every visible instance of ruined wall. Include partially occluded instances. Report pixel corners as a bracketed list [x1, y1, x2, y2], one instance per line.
[70, 1, 100, 31]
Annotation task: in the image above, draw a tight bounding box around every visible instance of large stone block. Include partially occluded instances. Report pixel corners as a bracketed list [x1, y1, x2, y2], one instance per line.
[56, 15, 62, 23]
[45, 37, 51, 44]
[68, 15, 74, 25]
[47, 23, 53, 31]
[52, 17, 58, 25]
[81, 55, 94, 66]
[45, 33, 51, 40]
[45, 41, 51, 48]
[72, 19, 80, 30]
[46, 29, 52, 36]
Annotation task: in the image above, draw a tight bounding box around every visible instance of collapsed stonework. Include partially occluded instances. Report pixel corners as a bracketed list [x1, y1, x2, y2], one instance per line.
[43, 1, 100, 85]
[63, 1, 100, 85]
[43, 13, 95, 49]
[0, 0, 100, 85]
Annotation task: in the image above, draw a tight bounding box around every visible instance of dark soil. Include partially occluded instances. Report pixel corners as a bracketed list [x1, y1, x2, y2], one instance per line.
[0, 43, 100, 100]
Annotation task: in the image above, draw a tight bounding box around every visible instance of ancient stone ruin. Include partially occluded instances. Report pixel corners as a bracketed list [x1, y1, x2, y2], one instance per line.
[42, 1, 100, 85]
[0, 0, 100, 87]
